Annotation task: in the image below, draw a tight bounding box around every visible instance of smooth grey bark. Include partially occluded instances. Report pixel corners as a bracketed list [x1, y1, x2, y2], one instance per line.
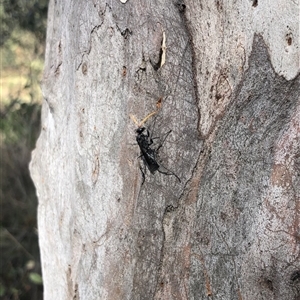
[30, 0, 300, 299]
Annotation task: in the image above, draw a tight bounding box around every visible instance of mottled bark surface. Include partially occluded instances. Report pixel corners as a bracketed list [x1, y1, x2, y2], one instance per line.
[30, 0, 299, 299]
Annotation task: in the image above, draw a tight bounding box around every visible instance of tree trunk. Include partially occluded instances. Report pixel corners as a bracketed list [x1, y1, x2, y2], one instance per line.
[30, 0, 300, 299]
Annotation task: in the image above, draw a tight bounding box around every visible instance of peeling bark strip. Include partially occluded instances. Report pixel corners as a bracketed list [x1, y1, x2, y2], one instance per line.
[30, 0, 299, 299]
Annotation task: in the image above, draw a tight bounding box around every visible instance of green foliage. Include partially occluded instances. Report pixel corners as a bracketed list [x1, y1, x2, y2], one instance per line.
[1, 1, 47, 299]
[1, 27, 44, 105]
[1, 0, 48, 46]
[28, 272, 43, 285]
[0, 101, 41, 145]
[0, 101, 42, 300]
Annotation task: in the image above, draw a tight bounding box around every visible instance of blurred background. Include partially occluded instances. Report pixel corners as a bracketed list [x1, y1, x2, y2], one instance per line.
[1, 0, 48, 299]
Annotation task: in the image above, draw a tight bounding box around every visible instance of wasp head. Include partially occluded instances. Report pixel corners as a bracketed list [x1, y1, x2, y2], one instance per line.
[136, 127, 145, 135]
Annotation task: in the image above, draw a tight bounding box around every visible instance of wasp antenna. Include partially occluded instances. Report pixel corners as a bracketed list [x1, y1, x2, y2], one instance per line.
[140, 111, 157, 127]
[129, 114, 140, 126]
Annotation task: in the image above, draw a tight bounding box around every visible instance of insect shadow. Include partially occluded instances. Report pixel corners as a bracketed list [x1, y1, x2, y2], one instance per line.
[130, 112, 181, 185]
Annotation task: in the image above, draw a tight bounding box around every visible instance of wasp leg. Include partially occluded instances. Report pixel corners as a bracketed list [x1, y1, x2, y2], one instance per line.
[156, 130, 172, 152]
[139, 157, 147, 185]
[157, 165, 181, 183]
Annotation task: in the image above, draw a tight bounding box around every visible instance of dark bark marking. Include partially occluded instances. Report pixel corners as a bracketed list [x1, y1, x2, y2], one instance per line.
[286, 33, 293, 46]
[120, 27, 132, 39]
[261, 278, 274, 291]
[67, 265, 79, 300]
[54, 61, 62, 76]
[73, 283, 79, 300]
[81, 62, 88, 75]
[58, 40, 62, 54]
[252, 0, 258, 7]
[215, 73, 232, 102]
[149, 27, 165, 71]
[44, 97, 55, 114]
[122, 66, 127, 77]
[175, 0, 186, 13]
[150, 44, 163, 71]
[92, 155, 100, 184]
[291, 270, 300, 282]
[215, 0, 223, 12]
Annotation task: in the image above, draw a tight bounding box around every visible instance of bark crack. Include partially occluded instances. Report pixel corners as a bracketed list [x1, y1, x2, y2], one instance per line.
[175, 0, 201, 136]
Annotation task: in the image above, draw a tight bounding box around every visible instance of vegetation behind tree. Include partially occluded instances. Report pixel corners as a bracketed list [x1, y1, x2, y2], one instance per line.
[0, 1, 48, 299]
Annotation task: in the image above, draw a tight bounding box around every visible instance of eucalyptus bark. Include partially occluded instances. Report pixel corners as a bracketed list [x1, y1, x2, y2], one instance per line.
[30, 0, 300, 299]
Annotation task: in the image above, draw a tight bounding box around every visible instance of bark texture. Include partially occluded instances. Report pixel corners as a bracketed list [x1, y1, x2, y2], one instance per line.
[30, 0, 300, 299]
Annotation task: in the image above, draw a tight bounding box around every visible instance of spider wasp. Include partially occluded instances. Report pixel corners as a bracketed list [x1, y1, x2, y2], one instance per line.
[130, 111, 181, 184]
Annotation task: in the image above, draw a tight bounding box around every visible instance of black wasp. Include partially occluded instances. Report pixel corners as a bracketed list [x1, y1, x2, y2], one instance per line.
[131, 112, 181, 184]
